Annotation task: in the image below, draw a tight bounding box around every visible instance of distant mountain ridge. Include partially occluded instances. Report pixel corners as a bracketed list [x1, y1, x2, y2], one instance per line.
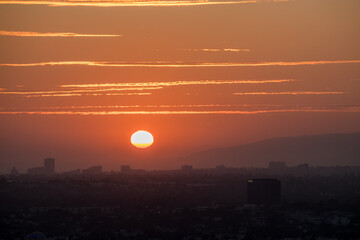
[178, 132, 360, 168]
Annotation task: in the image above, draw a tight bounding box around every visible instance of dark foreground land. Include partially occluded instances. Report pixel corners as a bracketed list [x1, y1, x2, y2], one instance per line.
[1, 169, 360, 240]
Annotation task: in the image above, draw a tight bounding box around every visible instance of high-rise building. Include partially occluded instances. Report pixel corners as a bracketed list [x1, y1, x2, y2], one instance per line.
[44, 158, 55, 174]
[27, 157, 55, 175]
[121, 165, 132, 173]
[247, 178, 281, 205]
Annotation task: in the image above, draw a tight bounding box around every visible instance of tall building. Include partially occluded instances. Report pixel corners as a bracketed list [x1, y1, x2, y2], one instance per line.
[121, 165, 132, 173]
[247, 178, 281, 205]
[27, 157, 55, 175]
[44, 158, 55, 174]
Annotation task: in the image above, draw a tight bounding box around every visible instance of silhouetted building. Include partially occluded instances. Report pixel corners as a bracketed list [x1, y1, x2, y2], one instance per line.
[121, 165, 132, 173]
[44, 158, 55, 174]
[27, 157, 55, 175]
[247, 178, 281, 204]
[62, 169, 81, 175]
[131, 169, 147, 174]
[82, 166, 102, 175]
[181, 165, 193, 172]
[121, 165, 146, 174]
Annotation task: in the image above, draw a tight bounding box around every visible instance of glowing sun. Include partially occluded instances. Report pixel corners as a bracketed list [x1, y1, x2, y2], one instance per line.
[131, 130, 154, 148]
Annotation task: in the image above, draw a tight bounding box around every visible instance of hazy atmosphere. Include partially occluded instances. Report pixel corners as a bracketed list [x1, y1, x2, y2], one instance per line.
[1, 1, 360, 240]
[1, 0, 360, 172]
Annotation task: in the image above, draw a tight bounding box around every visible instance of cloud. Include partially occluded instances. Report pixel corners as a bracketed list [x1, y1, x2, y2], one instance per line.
[0, 79, 291, 98]
[0, 79, 293, 98]
[183, 48, 250, 52]
[0, 30, 122, 37]
[24, 92, 152, 97]
[0, 0, 289, 7]
[0, 87, 162, 97]
[61, 79, 294, 88]
[2, 105, 359, 115]
[25, 94, 83, 97]
[30, 104, 283, 109]
[1, 108, 360, 115]
[1, 60, 359, 68]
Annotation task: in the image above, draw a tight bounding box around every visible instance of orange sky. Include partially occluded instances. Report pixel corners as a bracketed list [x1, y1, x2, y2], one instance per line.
[0, 0, 360, 172]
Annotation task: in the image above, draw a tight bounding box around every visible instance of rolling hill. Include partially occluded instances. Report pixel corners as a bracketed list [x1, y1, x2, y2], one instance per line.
[177, 132, 360, 168]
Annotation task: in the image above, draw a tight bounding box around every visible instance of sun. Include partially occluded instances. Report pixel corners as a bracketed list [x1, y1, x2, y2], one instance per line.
[131, 130, 154, 148]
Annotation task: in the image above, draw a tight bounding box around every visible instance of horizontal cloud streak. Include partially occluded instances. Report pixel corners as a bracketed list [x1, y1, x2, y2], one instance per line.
[61, 79, 294, 88]
[0, 0, 289, 7]
[0, 80, 292, 98]
[1, 108, 359, 115]
[184, 48, 251, 52]
[0, 87, 162, 96]
[0, 30, 122, 37]
[3, 103, 359, 116]
[1, 60, 360, 68]
[28, 104, 283, 109]
[25, 92, 152, 97]
[233, 91, 344, 95]
[26, 93, 83, 97]
[103, 92, 152, 96]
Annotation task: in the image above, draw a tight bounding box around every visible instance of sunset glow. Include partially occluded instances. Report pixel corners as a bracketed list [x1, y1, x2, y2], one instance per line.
[1, 0, 359, 237]
[0, 0, 359, 172]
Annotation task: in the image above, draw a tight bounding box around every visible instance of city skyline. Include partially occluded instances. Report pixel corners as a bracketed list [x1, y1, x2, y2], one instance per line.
[1, 1, 360, 238]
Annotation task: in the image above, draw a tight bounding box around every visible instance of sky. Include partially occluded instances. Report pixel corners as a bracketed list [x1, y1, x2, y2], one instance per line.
[0, 0, 359, 172]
